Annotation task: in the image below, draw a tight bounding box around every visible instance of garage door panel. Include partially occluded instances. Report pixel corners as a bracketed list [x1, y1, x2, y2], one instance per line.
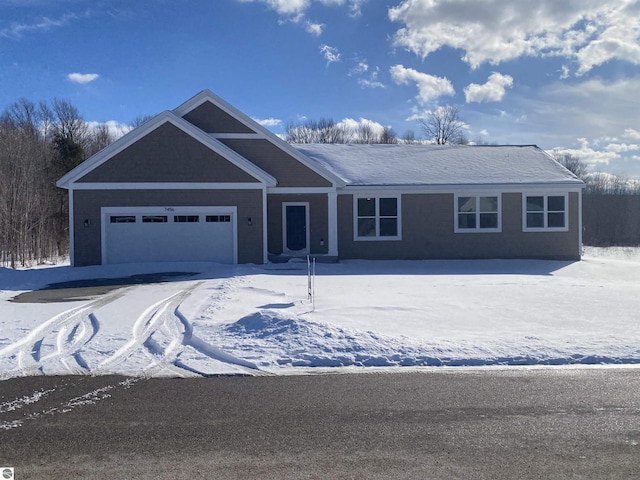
[104, 209, 235, 264]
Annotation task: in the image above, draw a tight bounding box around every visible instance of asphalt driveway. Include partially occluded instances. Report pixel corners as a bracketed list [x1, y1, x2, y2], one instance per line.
[10, 271, 197, 303]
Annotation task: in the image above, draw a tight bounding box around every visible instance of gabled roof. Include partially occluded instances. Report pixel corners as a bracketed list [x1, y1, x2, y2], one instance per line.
[293, 144, 585, 188]
[174, 90, 345, 187]
[56, 110, 277, 188]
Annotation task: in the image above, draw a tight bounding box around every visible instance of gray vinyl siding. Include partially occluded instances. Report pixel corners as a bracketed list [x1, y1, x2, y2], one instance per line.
[220, 139, 332, 188]
[337, 192, 581, 261]
[267, 194, 329, 255]
[73, 189, 264, 266]
[181, 102, 256, 134]
[77, 123, 259, 184]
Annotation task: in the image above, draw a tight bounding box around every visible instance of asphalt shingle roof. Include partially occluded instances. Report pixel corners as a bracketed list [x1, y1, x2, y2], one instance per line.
[293, 144, 584, 187]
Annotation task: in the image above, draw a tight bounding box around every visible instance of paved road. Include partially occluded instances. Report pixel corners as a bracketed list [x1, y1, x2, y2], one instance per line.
[1, 368, 639, 479]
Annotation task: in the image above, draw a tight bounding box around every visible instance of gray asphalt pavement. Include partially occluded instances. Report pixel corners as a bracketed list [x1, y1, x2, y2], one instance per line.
[1, 368, 639, 479]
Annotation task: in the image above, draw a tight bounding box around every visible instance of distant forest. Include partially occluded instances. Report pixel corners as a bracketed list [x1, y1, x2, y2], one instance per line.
[1, 100, 639, 268]
[0, 98, 124, 268]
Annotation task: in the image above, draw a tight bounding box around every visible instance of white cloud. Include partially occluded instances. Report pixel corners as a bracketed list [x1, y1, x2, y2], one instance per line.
[350, 60, 368, 76]
[388, 0, 640, 74]
[623, 128, 640, 140]
[320, 44, 341, 65]
[67, 72, 99, 84]
[238, 0, 310, 15]
[550, 138, 619, 168]
[358, 67, 385, 89]
[238, 0, 367, 34]
[344, 0, 367, 17]
[0, 12, 83, 39]
[278, 12, 324, 35]
[575, 10, 640, 75]
[605, 143, 640, 153]
[464, 72, 513, 103]
[337, 117, 385, 137]
[254, 117, 282, 127]
[389, 64, 454, 103]
[304, 20, 324, 35]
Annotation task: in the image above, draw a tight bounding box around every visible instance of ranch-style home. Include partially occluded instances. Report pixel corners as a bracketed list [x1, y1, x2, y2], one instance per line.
[56, 90, 585, 266]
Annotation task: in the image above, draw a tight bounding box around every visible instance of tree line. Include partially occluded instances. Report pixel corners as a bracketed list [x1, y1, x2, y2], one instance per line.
[554, 153, 640, 195]
[0, 99, 122, 268]
[285, 105, 468, 145]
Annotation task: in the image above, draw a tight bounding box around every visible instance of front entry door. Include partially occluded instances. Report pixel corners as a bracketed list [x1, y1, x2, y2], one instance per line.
[284, 203, 309, 253]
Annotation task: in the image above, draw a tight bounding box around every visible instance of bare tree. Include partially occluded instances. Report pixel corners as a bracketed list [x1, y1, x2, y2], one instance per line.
[401, 130, 418, 144]
[0, 98, 101, 267]
[316, 118, 346, 144]
[50, 99, 89, 174]
[51, 99, 89, 147]
[354, 123, 376, 144]
[286, 118, 348, 144]
[380, 126, 398, 144]
[553, 152, 588, 180]
[86, 123, 115, 157]
[286, 118, 400, 144]
[0, 103, 59, 267]
[130, 114, 155, 128]
[419, 106, 467, 145]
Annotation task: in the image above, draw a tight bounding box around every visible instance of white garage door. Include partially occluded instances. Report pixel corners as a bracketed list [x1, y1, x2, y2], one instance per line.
[102, 207, 236, 264]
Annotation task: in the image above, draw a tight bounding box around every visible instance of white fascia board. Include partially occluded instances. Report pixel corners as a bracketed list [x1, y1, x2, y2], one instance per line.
[341, 183, 585, 195]
[267, 186, 337, 194]
[174, 90, 345, 188]
[212, 133, 262, 139]
[58, 110, 276, 189]
[69, 182, 265, 190]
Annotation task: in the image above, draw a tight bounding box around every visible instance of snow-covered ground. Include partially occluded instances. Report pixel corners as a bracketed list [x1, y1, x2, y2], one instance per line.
[1, 247, 639, 379]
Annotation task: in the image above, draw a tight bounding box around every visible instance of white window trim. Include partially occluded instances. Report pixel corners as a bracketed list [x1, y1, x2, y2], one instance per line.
[454, 193, 502, 234]
[522, 193, 569, 232]
[353, 195, 402, 241]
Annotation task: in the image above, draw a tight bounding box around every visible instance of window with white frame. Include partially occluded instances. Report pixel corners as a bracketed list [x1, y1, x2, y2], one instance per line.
[355, 196, 400, 240]
[455, 195, 501, 232]
[523, 194, 568, 231]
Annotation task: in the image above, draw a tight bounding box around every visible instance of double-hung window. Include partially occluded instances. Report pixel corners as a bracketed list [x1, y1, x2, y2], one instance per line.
[455, 195, 501, 233]
[523, 194, 568, 231]
[355, 196, 400, 240]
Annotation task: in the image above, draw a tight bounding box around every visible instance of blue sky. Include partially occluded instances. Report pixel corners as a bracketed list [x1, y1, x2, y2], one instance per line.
[2, 0, 640, 177]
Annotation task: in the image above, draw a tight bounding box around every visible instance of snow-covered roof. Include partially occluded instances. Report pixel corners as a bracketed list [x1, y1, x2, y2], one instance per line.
[293, 144, 584, 187]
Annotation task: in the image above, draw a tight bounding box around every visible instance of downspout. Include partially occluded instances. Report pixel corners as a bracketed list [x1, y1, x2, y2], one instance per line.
[68, 188, 75, 267]
[262, 185, 269, 264]
[578, 187, 584, 258]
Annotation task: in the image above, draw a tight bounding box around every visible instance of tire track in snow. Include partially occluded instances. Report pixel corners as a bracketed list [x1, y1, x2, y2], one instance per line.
[0, 290, 125, 379]
[53, 312, 100, 374]
[96, 282, 266, 377]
